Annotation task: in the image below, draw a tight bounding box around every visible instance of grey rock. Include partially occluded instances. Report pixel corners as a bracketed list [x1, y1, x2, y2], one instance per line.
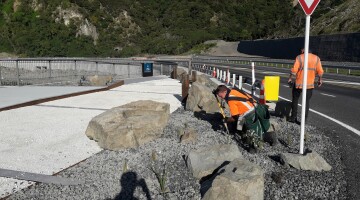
[85, 100, 170, 150]
[202, 158, 264, 200]
[186, 144, 243, 179]
[87, 75, 113, 86]
[185, 82, 219, 113]
[280, 151, 332, 171]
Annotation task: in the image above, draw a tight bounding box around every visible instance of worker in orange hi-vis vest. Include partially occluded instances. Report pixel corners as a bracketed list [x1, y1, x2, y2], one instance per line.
[288, 48, 324, 124]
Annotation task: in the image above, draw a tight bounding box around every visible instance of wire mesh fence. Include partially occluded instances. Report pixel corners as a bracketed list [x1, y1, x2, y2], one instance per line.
[0, 58, 177, 86]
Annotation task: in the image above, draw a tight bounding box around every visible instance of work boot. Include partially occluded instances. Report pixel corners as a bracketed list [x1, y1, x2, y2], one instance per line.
[264, 132, 278, 146]
[288, 118, 300, 125]
[248, 144, 258, 154]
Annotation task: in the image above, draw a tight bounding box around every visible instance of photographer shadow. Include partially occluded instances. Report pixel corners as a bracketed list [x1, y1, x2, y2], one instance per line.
[113, 171, 151, 200]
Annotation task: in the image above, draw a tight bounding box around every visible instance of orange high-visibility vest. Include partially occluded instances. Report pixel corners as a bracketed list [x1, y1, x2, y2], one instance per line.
[291, 53, 324, 89]
[226, 89, 254, 117]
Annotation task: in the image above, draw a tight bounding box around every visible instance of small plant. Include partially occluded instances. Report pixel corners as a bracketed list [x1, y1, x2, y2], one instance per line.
[151, 150, 157, 161]
[177, 127, 185, 138]
[287, 134, 293, 146]
[304, 132, 309, 142]
[150, 164, 169, 195]
[149, 150, 169, 197]
[244, 130, 263, 149]
[122, 159, 128, 173]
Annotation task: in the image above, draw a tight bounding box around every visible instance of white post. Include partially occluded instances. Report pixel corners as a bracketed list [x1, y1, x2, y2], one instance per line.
[219, 70, 222, 80]
[223, 71, 226, 82]
[238, 75, 242, 89]
[227, 70, 230, 85]
[300, 15, 311, 155]
[217, 69, 219, 79]
[251, 62, 255, 85]
[232, 74, 236, 87]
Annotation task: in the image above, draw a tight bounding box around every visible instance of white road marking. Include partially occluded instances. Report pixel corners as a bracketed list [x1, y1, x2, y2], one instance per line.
[278, 96, 360, 137]
[323, 80, 360, 86]
[262, 71, 287, 75]
[320, 93, 336, 98]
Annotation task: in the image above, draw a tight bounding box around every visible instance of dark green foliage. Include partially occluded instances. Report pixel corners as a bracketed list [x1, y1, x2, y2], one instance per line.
[0, 0, 355, 57]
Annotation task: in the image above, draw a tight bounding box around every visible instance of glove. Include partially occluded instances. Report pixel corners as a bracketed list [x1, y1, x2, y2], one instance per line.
[225, 117, 235, 123]
[288, 80, 293, 88]
[317, 80, 323, 87]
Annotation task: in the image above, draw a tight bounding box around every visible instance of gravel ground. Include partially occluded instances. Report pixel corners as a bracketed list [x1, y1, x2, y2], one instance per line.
[6, 105, 347, 200]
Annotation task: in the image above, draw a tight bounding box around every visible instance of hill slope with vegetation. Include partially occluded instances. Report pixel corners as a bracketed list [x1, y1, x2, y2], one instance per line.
[0, 0, 358, 57]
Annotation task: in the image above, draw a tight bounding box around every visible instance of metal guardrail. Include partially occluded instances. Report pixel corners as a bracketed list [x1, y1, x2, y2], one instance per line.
[1, 55, 358, 86]
[0, 58, 176, 86]
[190, 55, 360, 75]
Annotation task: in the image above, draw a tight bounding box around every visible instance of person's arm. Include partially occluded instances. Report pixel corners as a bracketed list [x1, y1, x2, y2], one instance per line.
[316, 56, 324, 87]
[289, 56, 300, 86]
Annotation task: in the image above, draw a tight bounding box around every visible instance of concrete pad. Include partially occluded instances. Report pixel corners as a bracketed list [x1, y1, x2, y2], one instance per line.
[0, 86, 102, 109]
[0, 76, 182, 198]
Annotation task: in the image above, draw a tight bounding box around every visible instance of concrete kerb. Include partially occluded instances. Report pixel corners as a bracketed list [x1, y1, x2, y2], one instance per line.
[0, 80, 125, 112]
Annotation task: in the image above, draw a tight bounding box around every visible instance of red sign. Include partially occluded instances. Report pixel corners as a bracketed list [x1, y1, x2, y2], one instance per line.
[298, 0, 321, 15]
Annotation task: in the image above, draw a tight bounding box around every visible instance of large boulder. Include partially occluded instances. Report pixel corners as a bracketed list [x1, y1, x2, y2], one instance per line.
[85, 100, 170, 150]
[185, 82, 219, 113]
[195, 74, 218, 88]
[186, 144, 243, 179]
[88, 75, 113, 86]
[202, 158, 264, 200]
[280, 151, 332, 171]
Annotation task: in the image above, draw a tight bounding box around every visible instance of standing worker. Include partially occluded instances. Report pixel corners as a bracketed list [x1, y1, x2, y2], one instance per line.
[288, 48, 324, 123]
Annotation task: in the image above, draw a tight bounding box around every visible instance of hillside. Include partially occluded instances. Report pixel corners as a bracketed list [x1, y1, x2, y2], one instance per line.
[0, 0, 358, 57]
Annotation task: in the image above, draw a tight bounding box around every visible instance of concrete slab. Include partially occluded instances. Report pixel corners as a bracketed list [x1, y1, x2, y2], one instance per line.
[0, 76, 182, 198]
[0, 86, 102, 109]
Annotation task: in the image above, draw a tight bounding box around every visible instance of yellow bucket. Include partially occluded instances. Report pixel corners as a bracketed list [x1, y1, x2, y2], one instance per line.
[264, 76, 280, 101]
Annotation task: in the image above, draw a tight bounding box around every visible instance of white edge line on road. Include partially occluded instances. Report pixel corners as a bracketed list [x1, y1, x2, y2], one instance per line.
[278, 96, 360, 137]
[323, 80, 360, 86]
[320, 93, 336, 98]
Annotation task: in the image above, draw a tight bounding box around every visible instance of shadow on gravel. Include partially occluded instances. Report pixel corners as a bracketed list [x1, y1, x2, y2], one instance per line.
[193, 111, 226, 133]
[273, 100, 292, 119]
[113, 171, 151, 200]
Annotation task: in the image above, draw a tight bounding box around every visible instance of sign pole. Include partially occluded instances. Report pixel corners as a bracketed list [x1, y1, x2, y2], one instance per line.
[299, 15, 311, 155]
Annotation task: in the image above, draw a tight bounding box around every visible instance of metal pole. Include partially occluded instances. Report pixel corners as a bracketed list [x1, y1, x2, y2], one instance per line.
[238, 75, 242, 89]
[188, 56, 192, 78]
[128, 63, 130, 78]
[96, 62, 99, 75]
[113, 63, 116, 76]
[0, 65, 2, 86]
[49, 60, 52, 79]
[74, 60, 77, 78]
[160, 64, 163, 75]
[300, 15, 311, 155]
[232, 74, 235, 87]
[16, 60, 20, 86]
[251, 62, 255, 96]
[251, 62, 255, 85]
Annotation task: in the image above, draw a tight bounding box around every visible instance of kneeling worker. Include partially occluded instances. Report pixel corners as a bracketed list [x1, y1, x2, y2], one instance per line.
[214, 85, 255, 133]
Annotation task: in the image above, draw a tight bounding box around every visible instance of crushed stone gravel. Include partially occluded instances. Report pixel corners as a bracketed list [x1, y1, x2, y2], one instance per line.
[6, 107, 347, 200]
